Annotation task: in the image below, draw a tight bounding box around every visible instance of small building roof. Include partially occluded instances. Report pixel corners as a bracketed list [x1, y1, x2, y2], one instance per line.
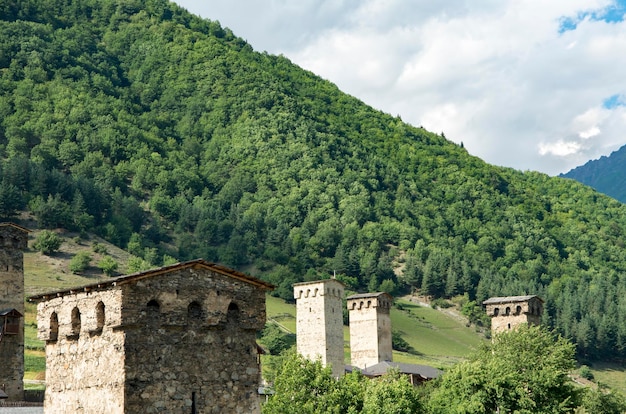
[28, 259, 274, 302]
[0, 222, 31, 233]
[0, 308, 23, 317]
[349, 361, 442, 380]
[346, 292, 393, 301]
[482, 295, 543, 305]
[0, 388, 8, 399]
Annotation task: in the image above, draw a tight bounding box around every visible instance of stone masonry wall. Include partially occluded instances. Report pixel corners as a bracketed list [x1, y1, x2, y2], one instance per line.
[0, 224, 28, 401]
[36, 290, 125, 413]
[294, 280, 345, 378]
[121, 266, 266, 414]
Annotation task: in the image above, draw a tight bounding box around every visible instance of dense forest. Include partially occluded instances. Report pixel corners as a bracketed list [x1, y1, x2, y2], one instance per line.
[3, 0, 626, 360]
[562, 144, 626, 203]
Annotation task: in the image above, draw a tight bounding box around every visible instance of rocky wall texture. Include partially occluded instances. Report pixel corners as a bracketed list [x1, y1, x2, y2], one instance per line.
[36, 290, 125, 414]
[121, 267, 266, 413]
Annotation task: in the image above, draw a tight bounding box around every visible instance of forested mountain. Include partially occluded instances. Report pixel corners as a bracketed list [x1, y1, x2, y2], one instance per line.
[562, 144, 626, 203]
[2, 0, 626, 360]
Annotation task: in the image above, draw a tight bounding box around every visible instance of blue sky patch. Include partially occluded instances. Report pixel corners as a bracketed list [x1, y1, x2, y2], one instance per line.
[559, 1, 626, 33]
[603, 94, 626, 109]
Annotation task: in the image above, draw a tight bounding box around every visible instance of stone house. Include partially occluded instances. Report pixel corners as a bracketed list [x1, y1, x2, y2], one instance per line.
[0, 222, 30, 402]
[293, 279, 345, 378]
[29, 259, 273, 414]
[483, 295, 543, 335]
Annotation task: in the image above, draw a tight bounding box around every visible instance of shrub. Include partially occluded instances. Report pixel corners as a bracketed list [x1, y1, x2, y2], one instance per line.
[579, 365, 594, 381]
[33, 230, 62, 255]
[92, 242, 108, 254]
[69, 251, 91, 274]
[431, 298, 452, 309]
[98, 256, 118, 276]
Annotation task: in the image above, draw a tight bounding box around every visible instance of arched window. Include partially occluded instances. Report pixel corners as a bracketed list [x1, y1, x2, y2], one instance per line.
[147, 299, 160, 312]
[505, 307, 511, 316]
[188, 301, 202, 319]
[71, 307, 81, 336]
[49, 312, 58, 341]
[227, 302, 239, 323]
[493, 307, 500, 316]
[96, 301, 105, 332]
[516, 305, 522, 315]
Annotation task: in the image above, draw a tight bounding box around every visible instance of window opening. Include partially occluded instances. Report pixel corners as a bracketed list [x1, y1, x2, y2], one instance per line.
[71, 307, 81, 336]
[188, 301, 202, 319]
[227, 302, 239, 322]
[96, 301, 105, 332]
[49, 312, 59, 341]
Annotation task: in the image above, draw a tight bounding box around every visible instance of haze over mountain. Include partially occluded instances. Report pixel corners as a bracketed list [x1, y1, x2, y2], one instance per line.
[2, 0, 626, 360]
[562, 144, 626, 203]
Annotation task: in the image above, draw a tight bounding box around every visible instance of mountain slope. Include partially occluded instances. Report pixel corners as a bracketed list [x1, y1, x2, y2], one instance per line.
[3, 0, 626, 359]
[561, 144, 626, 203]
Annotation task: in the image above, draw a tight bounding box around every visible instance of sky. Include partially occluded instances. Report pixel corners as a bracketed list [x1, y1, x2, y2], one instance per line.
[174, 0, 626, 176]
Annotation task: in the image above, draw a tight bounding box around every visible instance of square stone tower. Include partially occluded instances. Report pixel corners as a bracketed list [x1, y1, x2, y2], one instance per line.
[0, 222, 30, 401]
[293, 279, 345, 378]
[347, 292, 393, 369]
[483, 295, 543, 336]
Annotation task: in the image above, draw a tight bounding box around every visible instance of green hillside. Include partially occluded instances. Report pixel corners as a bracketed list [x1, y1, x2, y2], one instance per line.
[4, 0, 626, 361]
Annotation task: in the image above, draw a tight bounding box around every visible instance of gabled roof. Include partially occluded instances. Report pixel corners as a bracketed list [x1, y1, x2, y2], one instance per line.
[28, 259, 274, 302]
[0, 388, 8, 399]
[349, 361, 442, 380]
[0, 222, 31, 233]
[0, 309, 23, 317]
[482, 295, 543, 305]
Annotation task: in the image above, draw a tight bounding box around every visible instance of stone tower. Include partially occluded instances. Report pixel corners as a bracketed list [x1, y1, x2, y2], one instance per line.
[293, 279, 345, 378]
[0, 223, 30, 401]
[483, 295, 543, 336]
[347, 292, 393, 369]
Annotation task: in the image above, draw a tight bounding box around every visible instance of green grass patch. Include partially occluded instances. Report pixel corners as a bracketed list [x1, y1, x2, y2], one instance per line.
[25, 350, 46, 373]
[589, 361, 626, 394]
[390, 299, 485, 359]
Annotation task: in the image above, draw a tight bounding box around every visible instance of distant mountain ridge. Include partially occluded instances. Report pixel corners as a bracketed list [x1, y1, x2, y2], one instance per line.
[561, 145, 626, 203]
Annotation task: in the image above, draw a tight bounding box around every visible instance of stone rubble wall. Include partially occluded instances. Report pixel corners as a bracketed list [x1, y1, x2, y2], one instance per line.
[36, 290, 125, 413]
[121, 267, 266, 414]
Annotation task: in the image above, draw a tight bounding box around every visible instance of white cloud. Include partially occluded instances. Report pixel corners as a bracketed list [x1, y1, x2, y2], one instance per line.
[175, 0, 626, 175]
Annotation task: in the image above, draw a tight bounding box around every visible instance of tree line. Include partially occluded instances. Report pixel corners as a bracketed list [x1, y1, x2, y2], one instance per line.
[3, 0, 626, 359]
